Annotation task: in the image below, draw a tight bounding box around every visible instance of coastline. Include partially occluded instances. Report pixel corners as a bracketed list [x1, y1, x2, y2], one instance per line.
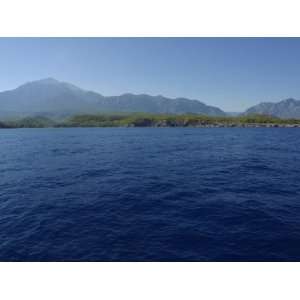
[2, 123, 300, 129]
[2, 113, 300, 128]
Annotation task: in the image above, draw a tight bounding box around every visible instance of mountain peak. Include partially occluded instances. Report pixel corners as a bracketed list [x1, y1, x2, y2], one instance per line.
[245, 97, 300, 119]
[0, 79, 226, 117]
[280, 98, 297, 104]
[18, 78, 83, 93]
[33, 78, 60, 84]
[19, 78, 61, 89]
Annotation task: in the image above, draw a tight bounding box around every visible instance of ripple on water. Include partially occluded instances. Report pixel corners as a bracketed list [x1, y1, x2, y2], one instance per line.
[0, 127, 300, 261]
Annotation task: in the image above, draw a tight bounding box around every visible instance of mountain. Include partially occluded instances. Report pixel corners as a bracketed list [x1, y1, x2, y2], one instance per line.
[244, 98, 300, 119]
[0, 78, 104, 119]
[102, 94, 225, 115]
[0, 78, 226, 118]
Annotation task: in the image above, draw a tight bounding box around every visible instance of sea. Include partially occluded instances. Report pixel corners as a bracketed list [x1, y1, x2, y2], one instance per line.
[0, 127, 300, 261]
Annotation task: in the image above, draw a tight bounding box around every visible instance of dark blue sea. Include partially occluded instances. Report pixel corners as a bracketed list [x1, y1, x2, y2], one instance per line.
[1, 128, 300, 261]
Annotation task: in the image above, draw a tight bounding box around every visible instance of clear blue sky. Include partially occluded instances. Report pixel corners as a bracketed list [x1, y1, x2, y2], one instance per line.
[1, 37, 300, 111]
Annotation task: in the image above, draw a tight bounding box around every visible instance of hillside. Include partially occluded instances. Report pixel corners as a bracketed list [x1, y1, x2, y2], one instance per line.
[0, 78, 226, 117]
[244, 98, 300, 119]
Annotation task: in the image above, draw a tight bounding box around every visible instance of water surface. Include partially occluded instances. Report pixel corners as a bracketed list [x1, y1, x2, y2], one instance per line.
[1, 128, 300, 261]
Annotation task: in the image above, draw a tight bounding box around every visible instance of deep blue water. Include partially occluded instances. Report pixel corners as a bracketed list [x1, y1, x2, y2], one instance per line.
[1, 128, 300, 261]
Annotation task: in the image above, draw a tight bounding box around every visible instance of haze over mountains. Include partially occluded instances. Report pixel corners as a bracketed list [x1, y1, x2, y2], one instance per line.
[1, 78, 300, 119]
[0, 78, 225, 119]
[244, 98, 300, 119]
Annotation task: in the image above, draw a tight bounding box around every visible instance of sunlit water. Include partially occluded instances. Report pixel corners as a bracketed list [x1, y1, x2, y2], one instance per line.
[1, 127, 300, 261]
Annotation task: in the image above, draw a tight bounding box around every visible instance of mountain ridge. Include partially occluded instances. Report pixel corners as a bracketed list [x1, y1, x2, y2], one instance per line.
[244, 98, 300, 119]
[0, 78, 226, 118]
[2, 78, 300, 119]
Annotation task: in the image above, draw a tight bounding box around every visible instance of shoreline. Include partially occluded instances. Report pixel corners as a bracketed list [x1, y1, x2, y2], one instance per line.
[2, 123, 300, 129]
[2, 114, 300, 128]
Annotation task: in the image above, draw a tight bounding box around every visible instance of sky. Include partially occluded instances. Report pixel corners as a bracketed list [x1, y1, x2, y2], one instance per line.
[1, 37, 300, 111]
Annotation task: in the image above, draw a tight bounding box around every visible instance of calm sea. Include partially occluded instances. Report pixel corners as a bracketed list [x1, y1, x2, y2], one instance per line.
[0, 128, 300, 261]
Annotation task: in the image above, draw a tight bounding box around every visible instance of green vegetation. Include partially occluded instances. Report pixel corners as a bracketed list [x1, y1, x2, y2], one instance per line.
[5, 116, 56, 128]
[1, 113, 300, 129]
[59, 113, 300, 127]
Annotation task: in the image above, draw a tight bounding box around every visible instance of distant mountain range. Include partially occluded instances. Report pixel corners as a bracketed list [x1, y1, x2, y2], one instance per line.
[244, 98, 300, 119]
[1, 78, 300, 119]
[0, 78, 225, 119]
